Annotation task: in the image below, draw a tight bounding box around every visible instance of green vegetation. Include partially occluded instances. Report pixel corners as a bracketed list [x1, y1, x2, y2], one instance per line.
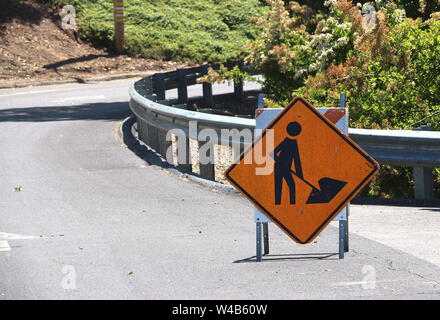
[243, 0, 439, 198]
[45, 0, 267, 63]
[246, 0, 440, 131]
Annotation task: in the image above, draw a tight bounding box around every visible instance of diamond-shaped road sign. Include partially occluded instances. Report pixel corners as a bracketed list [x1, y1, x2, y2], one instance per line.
[225, 97, 379, 245]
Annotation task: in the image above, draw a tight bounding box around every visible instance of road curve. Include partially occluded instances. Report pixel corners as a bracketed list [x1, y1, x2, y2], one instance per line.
[0, 80, 439, 299]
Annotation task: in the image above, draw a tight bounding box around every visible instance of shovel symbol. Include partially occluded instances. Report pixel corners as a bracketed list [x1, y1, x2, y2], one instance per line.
[272, 121, 347, 205]
[289, 169, 347, 204]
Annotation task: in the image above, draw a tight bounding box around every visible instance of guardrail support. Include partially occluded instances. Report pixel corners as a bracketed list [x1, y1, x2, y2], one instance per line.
[173, 129, 192, 172]
[233, 62, 244, 104]
[234, 81, 244, 104]
[149, 125, 160, 153]
[198, 141, 215, 180]
[158, 129, 172, 160]
[144, 78, 153, 95]
[154, 73, 166, 101]
[202, 65, 214, 108]
[413, 126, 434, 200]
[414, 167, 434, 200]
[177, 69, 188, 104]
[137, 119, 149, 145]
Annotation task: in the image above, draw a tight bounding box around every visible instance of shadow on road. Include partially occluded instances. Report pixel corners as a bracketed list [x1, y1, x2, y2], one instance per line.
[0, 102, 130, 122]
[420, 208, 440, 213]
[233, 253, 338, 263]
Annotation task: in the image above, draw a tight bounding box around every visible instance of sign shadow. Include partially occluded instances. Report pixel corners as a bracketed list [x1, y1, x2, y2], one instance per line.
[233, 252, 339, 263]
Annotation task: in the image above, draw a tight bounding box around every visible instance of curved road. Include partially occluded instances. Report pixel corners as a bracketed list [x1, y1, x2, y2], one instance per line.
[0, 80, 439, 299]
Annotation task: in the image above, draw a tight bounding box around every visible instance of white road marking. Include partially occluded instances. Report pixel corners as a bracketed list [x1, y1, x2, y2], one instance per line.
[0, 240, 11, 252]
[0, 80, 127, 97]
[0, 232, 39, 240]
[53, 95, 106, 103]
[0, 233, 40, 252]
[333, 278, 426, 287]
[0, 87, 86, 98]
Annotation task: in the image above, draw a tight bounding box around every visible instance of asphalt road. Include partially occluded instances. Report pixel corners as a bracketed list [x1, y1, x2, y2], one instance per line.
[0, 80, 439, 299]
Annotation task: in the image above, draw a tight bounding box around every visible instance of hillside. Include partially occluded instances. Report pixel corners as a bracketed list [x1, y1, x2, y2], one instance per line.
[0, 0, 190, 86]
[46, 0, 267, 63]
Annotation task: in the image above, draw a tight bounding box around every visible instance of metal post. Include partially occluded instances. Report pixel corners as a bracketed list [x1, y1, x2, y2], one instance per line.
[257, 93, 264, 110]
[339, 92, 346, 109]
[154, 73, 166, 101]
[256, 222, 262, 262]
[233, 62, 244, 103]
[234, 82, 244, 103]
[144, 78, 154, 95]
[256, 93, 268, 258]
[345, 205, 350, 252]
[263, 223, 269, 255]
[176, 136, 192, 172]
[414, 167, 434, 199]
[202, 65, 214, 108]
[149, 126, 159, 152]
[339, 220, 345, 259]
[339, 92, 348, 256]
[158, 129, 172, 160]
[413, 126, 434, 200]
[198, 140, 215, 180]
[113, 0, 124, 53]
[176, 69, 188, 104]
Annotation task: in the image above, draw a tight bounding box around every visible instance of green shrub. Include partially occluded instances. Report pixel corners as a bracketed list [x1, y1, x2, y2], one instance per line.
[43, 0, 267, 63]
[245, 0, 439, 198]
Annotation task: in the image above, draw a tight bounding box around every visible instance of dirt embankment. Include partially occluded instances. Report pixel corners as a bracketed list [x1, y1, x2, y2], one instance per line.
[0, 0, 191, 87]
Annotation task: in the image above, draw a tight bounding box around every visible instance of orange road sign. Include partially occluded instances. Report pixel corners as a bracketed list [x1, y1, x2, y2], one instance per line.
[225, 97, 379, 244]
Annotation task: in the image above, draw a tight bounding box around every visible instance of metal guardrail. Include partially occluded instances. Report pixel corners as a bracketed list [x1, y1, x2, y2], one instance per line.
[349, 128, 440, 168]
[129, 64, 440, 200]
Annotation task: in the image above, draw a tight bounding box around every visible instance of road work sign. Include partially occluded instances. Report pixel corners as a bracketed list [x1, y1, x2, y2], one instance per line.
[225, 97, 379, 244]
[253, 106, 349, 223]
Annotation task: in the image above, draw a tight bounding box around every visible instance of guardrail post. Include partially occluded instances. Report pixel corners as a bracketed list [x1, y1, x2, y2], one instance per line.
[413, 126, 434, 200]
[144, 77, 154, 95]
[177, 137, 192, 172]
[177, 69, 188, 104]
[233, 62, 244, 103]
[158, 129, 172, 161]
[154, 73, 166, 101]
[149, 125, 160, 153]
[202, 65, 214, 108]
[198, 140, 215, 180]
[137, 119, 149, 145]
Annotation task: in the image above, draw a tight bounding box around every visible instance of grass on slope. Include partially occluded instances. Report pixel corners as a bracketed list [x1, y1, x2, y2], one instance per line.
[45, 0, 267, 63]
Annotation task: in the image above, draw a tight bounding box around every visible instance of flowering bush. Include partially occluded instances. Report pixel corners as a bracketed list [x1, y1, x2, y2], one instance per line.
[298, 1, 440, 131]
[246, 0, 439, 198]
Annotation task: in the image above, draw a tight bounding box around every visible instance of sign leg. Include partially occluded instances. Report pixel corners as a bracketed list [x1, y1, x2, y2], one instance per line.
[263, 222, 269, 255]
[344, 209, 349, 252]
[256, 222, 262, 262]
[339, 220, 345, 259]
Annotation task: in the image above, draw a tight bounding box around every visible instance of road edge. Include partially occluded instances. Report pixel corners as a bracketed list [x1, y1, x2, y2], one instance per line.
[0, 73, 154, 90]
[119, 115, 239, 195]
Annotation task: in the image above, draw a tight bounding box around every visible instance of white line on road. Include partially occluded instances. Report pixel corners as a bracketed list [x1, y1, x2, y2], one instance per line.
[333, 278, 424, 287]
[0, 81, 127, 98]
[0, 88, 79, 98]
[0, 232, 41, 253]
[0, 240, 11, 252]
[0, 232, 40, 240]
[53, 95, 106, 103]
